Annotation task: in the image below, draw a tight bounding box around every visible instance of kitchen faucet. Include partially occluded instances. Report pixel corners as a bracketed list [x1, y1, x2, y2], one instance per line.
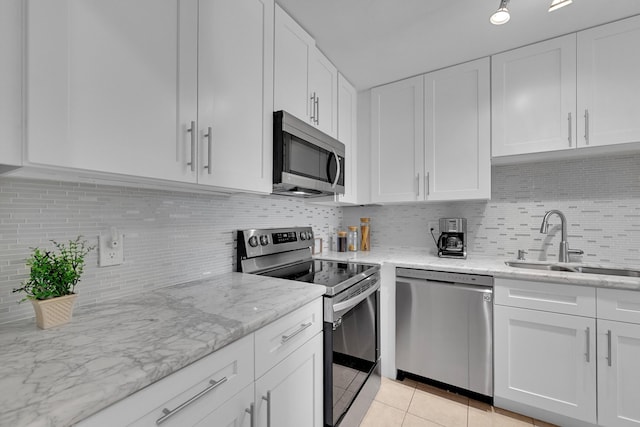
[539, 210, 583, 262]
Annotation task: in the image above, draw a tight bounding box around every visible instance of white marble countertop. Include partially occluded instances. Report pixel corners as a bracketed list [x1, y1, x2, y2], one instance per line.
[316, 247, 640, 291]
[0, 272, 326, 427]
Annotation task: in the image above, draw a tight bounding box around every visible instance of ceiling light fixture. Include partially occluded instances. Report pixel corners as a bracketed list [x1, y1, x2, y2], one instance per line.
[548, 0, 573, 12]
[490, 0, 511, 25]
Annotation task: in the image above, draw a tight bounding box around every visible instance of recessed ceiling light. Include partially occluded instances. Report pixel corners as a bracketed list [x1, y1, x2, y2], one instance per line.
[490, 0, 511, 25]
[549, 0, 573, 12]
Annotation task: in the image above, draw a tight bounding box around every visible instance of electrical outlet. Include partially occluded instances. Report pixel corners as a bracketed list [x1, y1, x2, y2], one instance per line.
[428, 221, 438, 233]
[98, 233, 124, 267]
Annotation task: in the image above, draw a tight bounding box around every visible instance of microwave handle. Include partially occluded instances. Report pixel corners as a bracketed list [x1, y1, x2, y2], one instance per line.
[330, 148, 341, 189]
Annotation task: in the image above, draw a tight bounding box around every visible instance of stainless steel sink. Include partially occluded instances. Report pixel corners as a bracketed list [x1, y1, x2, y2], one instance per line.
[505, 261, 640, 277]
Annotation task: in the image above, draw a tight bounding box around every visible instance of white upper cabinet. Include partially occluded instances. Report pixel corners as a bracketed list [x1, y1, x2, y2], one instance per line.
[424, 58, 491, 200]
[371, 59, 491, 203]
[26, 0, 199, 183]
[274, 5, 337, 138]
[492, 35, 577, 157]
[336, 73, 358, 204]
[25, 0, 273, 194]
[492, 15, 640, 158]
[0, 0, 22, 170]
[577, 14, 640, 149]
[370, 76, 424, 203]
[197, 0, 274, 193]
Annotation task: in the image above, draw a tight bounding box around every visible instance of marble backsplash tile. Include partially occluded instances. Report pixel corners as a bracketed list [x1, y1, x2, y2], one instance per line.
[0, 178, 342, 324]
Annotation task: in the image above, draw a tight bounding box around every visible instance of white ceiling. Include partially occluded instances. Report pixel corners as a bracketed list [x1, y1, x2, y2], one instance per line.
[276, 0, 640, 90]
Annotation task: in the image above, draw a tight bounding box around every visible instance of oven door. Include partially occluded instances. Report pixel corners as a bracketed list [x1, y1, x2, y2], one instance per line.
[324, 275, 380, 427]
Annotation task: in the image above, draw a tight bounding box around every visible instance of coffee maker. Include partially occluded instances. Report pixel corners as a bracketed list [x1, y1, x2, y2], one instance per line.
[437, 218, 467, 259]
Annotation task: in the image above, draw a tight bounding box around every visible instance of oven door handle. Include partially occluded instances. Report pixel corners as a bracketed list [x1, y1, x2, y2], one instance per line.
[332, 278, 380, 314]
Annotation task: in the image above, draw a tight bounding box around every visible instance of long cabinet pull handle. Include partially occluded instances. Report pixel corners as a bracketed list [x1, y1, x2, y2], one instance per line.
[584, 109, 589, 145]
[156, 376, 228, 425]
[568, 112, 572, 146]
[187, 121, 196, 172]
[425, 172, 430, 196]
[204, 127, 213, 175]
[310, 93, 316, 123]
[607, 329, 612, 367]
[315, 96, 320, 125]
[281, 322, 312, 344]
[415, 173, 420, 197]
[585, 327, 590, 362]
[262, 391, 271, 427]
[245, 403, 255, 427]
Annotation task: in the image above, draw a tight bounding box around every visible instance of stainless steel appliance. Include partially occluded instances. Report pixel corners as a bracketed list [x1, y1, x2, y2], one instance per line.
[237, 227, 381, 427]
[437, 218, 467, 259]
[395, 268, 493, 399]
[273, 111, 345, 198]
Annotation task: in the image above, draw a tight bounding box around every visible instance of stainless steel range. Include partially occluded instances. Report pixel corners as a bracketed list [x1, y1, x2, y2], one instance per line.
[237, 227, 381, 427]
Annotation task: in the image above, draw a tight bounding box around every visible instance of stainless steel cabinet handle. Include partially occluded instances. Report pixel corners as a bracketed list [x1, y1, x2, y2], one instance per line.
[187, 121, 196, 172]
[245, 403, 255, 427]
[281, 322, 312, 344]
[331, 148, 341, 188]
[415, 173, 420, 196]
[585, 327, 590, 362]
[203, 127, 212, 175]
[262, 391, 271, 427]
[315, 96, 320, 125]
[156, 376, 228, 425]
[425, 172, 430, 196]
[568, 112, 572, 146]
[607, 329, 612, 367]
[310, 92, 316, 124]
[584, 109, 589, 145]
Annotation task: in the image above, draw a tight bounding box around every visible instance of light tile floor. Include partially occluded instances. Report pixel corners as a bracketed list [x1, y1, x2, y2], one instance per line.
[359, 377, 558, 427]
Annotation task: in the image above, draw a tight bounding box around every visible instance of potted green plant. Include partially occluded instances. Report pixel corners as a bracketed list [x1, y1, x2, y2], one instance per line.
[13, 236, 95, 329]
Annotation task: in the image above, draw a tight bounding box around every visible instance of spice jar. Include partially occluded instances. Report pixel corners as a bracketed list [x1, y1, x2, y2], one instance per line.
[360, 218, 370, 251]
[337, 231, 347, 252]
[347, 226, 358, 252]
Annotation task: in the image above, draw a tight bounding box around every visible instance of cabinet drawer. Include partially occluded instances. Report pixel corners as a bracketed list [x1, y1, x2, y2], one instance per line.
[598, 288, 640, 324]
[494, 278, 595, 317]
[79, 334, 254, 427]
[255, 298, 323, 378]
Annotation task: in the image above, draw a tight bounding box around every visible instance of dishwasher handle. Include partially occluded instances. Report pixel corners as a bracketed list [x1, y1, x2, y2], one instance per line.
[396, 277, 493, 294]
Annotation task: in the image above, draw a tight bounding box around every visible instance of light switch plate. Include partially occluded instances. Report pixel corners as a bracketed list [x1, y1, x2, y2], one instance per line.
[98, 234, 124, 267]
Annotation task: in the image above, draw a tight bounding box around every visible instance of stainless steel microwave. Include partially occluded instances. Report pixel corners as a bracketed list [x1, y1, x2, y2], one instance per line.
[273, 111, 345, 198]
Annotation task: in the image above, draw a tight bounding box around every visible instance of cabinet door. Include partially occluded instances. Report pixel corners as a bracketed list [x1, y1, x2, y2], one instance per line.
[577, 15, 640, 148]
[255, 332, 323, 427]
[309, 47, 338, 138]
[274, 4, 313, 122]
[193, 384, 254, 427]
[26, 0, 198, 183]
[492, 34, 577, 157]
[0, 0, 22, 169]
[336, 74, 358, 204]
[424, 58, 490, 201]
[597, 320, 640, 427]
[370, 76, 424, 203]
[494, 305, 597, 424]
[197, 0, 273, 193]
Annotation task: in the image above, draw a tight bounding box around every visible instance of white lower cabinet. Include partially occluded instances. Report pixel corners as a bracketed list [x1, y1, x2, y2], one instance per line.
[495, 279, 640, 427]
[597, 288, 640, 427]
[255, 332, 324, 427]
[494, 305, 597, 424]
[79, 298, 323, 427]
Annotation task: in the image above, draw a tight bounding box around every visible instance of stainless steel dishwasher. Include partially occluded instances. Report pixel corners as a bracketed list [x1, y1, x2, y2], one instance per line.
[396, 268, 494, 398]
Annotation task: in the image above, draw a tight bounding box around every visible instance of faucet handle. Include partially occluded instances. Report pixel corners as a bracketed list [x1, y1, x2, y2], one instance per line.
[517, 249, 527, 261]
[568, 248, 584, 256]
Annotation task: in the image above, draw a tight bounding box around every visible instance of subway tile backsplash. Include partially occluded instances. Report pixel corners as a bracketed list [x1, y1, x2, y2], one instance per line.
[343, 153, 640, 265]
[0, 178, 342, 324]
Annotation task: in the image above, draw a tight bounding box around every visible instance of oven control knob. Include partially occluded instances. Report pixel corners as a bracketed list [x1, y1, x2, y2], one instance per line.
[307, 231, 313, 240]
[260, 235, 269, 246]
[299, 232, 306, 241]
[248, 236, 259, 247]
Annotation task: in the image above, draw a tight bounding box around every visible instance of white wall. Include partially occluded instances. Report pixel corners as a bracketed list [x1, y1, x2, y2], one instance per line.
[343, 153, 640, 265]
[0, 178, 342, 324]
